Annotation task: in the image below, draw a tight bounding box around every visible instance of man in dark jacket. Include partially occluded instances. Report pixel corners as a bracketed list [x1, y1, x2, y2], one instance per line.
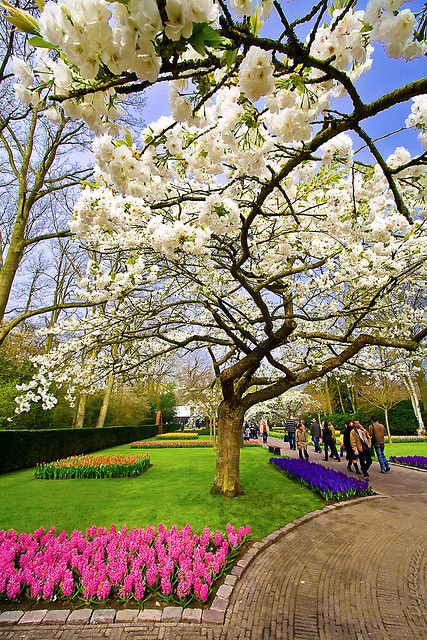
[309, 419, 322, 453]
[285, 416, 298, 450]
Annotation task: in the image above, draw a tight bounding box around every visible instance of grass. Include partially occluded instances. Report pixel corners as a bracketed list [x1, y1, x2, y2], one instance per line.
[0, 443, 322, 539]
[383, 441, 427, 458]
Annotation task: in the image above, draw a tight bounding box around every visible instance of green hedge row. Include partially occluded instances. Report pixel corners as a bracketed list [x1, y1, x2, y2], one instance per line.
[0, 424, 158, 474]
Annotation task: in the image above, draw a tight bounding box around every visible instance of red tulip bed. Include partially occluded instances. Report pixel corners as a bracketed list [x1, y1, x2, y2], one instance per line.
[130, 440, 260, 449]
[34, 454, 151, 479]
[0, 523, 251, 606]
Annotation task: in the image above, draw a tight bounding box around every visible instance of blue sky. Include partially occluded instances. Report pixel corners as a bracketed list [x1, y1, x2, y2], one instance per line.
[141, 0, 426, 159]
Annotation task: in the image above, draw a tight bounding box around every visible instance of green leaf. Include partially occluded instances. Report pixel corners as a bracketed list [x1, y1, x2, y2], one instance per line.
[28, 35, 58, 50]
[188, 22, 224, 56]
[249, 10, 263, 36]
[124, 128, 133, 147]
[224, 48, 238, 69]
[34, 0, 44, 10]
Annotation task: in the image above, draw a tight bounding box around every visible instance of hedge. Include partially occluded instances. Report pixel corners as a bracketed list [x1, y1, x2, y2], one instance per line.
[0, 424, 158, 474]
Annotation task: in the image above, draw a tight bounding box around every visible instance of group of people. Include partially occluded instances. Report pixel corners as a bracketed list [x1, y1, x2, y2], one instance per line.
[282, 416, 390, 481]
[243, 422, 260, 441]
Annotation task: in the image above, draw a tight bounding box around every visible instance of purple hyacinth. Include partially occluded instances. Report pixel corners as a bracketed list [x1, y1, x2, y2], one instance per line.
[270, 457, 370, 500]
[389, 455, 427, 470]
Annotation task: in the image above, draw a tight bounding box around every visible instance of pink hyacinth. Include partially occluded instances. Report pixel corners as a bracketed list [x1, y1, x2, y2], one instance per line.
[0, 522, 250, 606]
[199, 583, 209, 602]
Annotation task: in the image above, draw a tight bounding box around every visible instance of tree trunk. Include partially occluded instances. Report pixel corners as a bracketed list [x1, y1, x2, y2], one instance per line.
[415, 361, 427, 413]
[324, 380, 332, 414]
[75, 394, 87, 429]
[404, 376, 426, 436]
[336, 381, 345, 413]
[96, 375, 114, 428]
[211, 401, 244, 497]
[0, 234, 25, 323]
[348, 379, 356, 412]
[384, 408, 393, 444]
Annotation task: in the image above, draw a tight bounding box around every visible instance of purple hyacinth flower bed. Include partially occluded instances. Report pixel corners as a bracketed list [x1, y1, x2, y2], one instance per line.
[389, 455, 427, 470]
[270, 458, 371, 501]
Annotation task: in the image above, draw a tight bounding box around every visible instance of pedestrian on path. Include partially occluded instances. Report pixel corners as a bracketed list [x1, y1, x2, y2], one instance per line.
[350, 421, 372, 480]
[309, 418, 322, 453]
[261, 419, 269, 444]
[297, 422, 310, 460]
[323, 420, 340, 461]
[343, 420, 362, 474]
[369, 419, 391, 473]
[285, 416, 298, 450]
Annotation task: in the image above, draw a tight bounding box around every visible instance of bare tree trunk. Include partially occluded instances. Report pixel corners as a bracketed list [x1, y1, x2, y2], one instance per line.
[336, 382, 345, 413]
[324, 379, 332, 414]
[348, 379, 356, 412]
[96, 374, 114, 428]
[211, 401, 244, 497]
[75, 394, 87, 429]
[415, 361, 427, 413]
[404, 376, 426, 436]
[384, 407, 393, 444]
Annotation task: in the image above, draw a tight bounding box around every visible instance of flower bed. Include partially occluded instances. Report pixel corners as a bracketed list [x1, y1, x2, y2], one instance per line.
[130, 440, 260, 449]
[157, 433, 199, 440]
[131, 440, 213, 449]
[270, 457, 370, 500]
[389, 455, 427, 469]
[34, 454, 150, 479]
[0, 523, 250, 605]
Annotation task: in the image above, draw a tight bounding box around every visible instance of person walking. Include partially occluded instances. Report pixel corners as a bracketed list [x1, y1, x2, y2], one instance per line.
[350, 420, 372, 480]
[369, 418, 391, 473]
[296, 422, 310, 460]
[285, 416, 298, 451]
[261, 419, 269, 444]
[309, 418, 322, 453]
[323, 420, 340, 461]
[343, 420, 361, 474]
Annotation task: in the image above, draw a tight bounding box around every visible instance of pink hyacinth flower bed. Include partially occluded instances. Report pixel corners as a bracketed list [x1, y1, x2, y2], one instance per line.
[0, 523, 251, 606]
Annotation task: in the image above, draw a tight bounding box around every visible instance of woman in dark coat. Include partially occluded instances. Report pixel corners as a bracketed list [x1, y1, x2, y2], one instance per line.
[322, 420, 340, 461]
[343, 420, 361, 474]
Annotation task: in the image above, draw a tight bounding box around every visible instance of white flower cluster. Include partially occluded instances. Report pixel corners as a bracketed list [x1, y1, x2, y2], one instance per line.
[238, 46, 275, 103]
[198, 195, 241, 235]
[11, 0, 217, 130]
[10, 56, 37, 106]
[365, 0, 427, 59]
[406, 96, 427, 149]
[310, 9, 373, 77]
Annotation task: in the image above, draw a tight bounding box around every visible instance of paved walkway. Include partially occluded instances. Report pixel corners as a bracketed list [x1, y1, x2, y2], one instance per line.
[1, 439, 426, 640]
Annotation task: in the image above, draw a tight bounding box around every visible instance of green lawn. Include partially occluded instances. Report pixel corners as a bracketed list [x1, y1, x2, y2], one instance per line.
[0, 444, 322, 539]
[383, 441, 427, 457]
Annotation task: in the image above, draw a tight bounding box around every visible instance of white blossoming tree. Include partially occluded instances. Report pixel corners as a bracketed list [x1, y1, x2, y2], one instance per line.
[5, 0, 427, 495]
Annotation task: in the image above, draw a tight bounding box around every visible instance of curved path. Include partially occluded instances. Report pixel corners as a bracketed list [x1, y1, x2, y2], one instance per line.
[0, 440, 426, 640]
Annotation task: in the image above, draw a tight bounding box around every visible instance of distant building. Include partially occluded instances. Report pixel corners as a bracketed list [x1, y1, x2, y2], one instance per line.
[175, 405, 191, 425]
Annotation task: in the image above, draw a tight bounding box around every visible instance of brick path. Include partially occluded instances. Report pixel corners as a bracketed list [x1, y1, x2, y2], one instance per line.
[1, 438, 426, 640]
